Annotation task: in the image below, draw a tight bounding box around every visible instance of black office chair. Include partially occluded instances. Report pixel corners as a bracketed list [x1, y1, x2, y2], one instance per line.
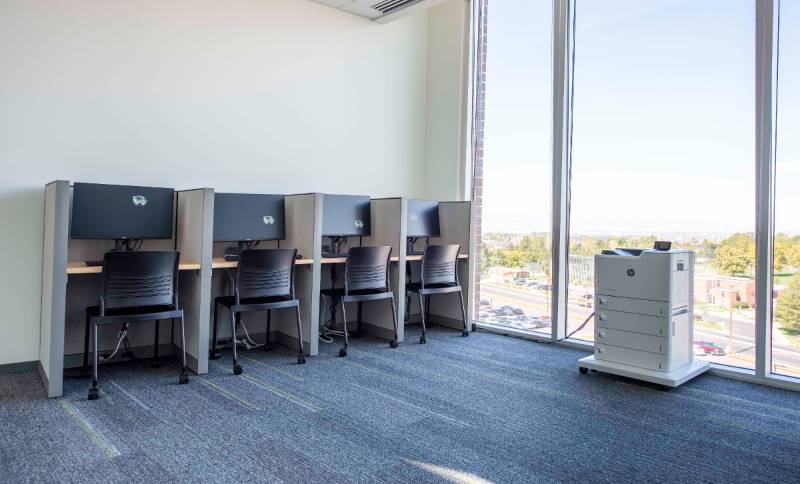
[211, 248, 305, 375]
[86, 251, 188, 401]
[406, 244, 468, 343]
[321, 246, 399, 357]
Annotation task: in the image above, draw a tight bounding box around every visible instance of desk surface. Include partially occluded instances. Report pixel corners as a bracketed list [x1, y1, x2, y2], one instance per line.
[212, 257, 314, 269]
[67, 260, 202, 274]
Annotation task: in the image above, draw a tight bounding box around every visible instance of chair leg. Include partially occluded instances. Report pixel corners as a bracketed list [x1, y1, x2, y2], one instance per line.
[82, 310, 91, 377]
[389, 295, 399, 348]
[418, 293, 427, 344]
[353, 301, 362, 338]
[339, 300, 349, 357]
[426, 295, 431, 327]
[458, 290, 469, 337]
[294, 306, 306, 364]
[152, 319, 162, 368]
[88, 320, 99, 400]
[210, 302, 220, 360]
[264, 309, 273, 351]
[178, 315, 189, 384]
[231, 310, 242, 375]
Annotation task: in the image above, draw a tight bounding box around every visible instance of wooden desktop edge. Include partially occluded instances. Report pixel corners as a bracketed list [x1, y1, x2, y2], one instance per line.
[67, 260, 202, 274]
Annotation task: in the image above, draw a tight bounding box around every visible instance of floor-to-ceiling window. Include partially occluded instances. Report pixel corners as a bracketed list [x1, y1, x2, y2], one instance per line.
[567, 0, 756, 370]
[773, 1, 800, 378]
[474, 0, 553, 334]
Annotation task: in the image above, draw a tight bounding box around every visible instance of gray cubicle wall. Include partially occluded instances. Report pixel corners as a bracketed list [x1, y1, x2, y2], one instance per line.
[210, 192, 322, 357]
[361, 197, 406, 343]
[407, 201, 473, 331]
[176, 188, 214, 374]
[40, 181, 69, 398]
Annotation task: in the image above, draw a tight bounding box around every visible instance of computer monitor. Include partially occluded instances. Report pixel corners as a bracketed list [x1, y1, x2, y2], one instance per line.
[213, 193, 285, 243]
[406, 199, 440, 255]
[322, 194, 371, 256]
[70, 182, 174, 250]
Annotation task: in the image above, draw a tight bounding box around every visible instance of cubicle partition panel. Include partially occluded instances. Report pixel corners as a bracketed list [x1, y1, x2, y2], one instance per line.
[411, 201, 473, 331]
[361, 198, 406, 342]
[40, 180, 69, 398]
[176, 188, 214, 374]
[209, 193, 321, 357]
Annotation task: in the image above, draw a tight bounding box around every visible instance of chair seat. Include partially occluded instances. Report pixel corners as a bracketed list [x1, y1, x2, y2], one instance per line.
[87, 304, 182, 324]
[216, 294, 298, 311]
[406, 281, 461, 294]
[321, 287, 393, 303]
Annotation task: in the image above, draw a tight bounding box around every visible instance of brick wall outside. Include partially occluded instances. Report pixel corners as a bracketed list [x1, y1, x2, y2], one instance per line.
[471, 0, 488, 319]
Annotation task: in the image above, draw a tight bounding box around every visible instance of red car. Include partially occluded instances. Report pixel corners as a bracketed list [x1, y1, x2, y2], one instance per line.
[694, 341, 726, 356]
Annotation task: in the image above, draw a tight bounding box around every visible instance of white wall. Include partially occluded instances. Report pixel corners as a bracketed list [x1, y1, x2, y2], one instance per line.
[423, 0, 469, 201]
[0, 0, 430, 365]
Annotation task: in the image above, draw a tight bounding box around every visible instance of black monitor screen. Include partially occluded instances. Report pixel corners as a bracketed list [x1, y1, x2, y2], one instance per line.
[71, 183, 174, 240]
[322, 194, 370, 237]
[213, 193, 285, 242]
[407, 199, 440, 237]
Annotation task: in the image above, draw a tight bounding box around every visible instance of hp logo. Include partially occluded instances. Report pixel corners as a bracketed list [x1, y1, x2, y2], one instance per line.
[131, 195, 148, 207]
[354, 219, 364, 229]
[626, 268, 636, 277]
[410, 213, 418, 221]
[262, 215, 275, 225]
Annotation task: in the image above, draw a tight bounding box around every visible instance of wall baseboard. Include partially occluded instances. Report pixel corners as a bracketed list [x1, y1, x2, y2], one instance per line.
[0, 360, 39, 375]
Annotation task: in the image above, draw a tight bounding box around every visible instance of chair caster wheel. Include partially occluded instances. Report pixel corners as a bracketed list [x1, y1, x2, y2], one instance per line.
[233, 364, 243, 375]
[151, 360, 163, 368]
[339, 348, 347, 357]
[419, 336, 426, 344]
[390, 340, 398, 348]
[461, 330, 469, 337]
[297, 355, 306, 364]
[579, 367, 588, 374]
[179, 374, 189, 385]
[209, 351, 221, 360]
[88, 388, 99, 400]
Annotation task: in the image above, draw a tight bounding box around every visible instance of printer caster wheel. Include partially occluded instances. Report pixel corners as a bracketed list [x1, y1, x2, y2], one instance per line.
[233, 364, 243, 375]
[579, 367, 589, 374]
[389, 340, 398, 348]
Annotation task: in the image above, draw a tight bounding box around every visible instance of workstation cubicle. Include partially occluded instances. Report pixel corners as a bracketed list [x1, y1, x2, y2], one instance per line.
[40, 181, 212, 398]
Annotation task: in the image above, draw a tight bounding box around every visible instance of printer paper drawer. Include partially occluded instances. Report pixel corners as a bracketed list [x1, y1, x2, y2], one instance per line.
[595, 294, 670, 317]
[596, 310, 668, 337]
[595, 344, 667, 372]
[595, 327, 666, 354]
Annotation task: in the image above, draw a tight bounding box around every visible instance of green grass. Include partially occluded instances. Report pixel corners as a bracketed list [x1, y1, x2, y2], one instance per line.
[777, 325, 800, 349]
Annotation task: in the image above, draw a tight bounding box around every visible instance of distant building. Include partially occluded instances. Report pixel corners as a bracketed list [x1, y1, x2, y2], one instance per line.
[695, 276, 756, 307]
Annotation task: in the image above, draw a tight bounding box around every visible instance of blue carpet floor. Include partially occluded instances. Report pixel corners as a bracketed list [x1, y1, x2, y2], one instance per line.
[1, 326, 800, 483]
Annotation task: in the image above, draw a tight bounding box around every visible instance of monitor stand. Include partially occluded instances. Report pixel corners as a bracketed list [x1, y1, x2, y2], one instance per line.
[322, 236, 347, 258]
[223, 241, 258, 262]
[86, 239, 137, 266]
[407, 237, 428, 256]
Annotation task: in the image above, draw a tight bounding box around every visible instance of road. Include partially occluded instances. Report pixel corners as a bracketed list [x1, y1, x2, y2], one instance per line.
[479, 283, 800, 371]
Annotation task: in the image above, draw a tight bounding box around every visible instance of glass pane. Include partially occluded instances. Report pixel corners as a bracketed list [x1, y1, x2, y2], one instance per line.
[772, 1, 800, 378]
[476, 0, 553, 334]
[568, 0, 755, 370]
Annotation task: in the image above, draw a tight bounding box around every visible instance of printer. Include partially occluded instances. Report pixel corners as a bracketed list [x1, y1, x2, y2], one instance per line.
[579, 242, 709, 389]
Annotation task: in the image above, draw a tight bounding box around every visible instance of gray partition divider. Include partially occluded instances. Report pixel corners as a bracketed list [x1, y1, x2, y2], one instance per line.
[176, 188, 213, 374]
[425, 201, 473, 330]
[40, 180, 70, 398]
[362, 198, 405, 342]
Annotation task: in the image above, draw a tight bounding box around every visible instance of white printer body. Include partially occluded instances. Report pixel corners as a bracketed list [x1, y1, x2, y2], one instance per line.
[593, 249, 693, 373]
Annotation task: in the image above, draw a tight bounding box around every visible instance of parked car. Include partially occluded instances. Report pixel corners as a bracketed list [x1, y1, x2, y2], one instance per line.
[694, 341, 726, 356]
[693, 344, 706, 356]
[480, 299, 491, 308]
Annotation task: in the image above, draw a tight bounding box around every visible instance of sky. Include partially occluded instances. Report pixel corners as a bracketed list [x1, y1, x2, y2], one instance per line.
[480, 0, 800, 236]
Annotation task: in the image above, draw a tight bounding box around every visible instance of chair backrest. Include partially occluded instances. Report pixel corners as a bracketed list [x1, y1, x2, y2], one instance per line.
[235, 248, 297, 302]
[421, 244, 460, 288]
[101, 250, 179, 313]
[345, 246, 391, 294]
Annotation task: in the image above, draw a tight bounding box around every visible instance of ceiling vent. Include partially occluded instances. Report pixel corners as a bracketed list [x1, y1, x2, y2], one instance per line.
[309, 0, 450, 24]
